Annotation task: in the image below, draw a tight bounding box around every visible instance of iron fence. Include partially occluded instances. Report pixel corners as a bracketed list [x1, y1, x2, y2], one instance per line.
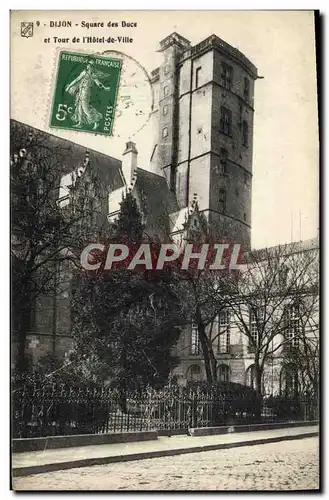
[12, 381, 318, 438]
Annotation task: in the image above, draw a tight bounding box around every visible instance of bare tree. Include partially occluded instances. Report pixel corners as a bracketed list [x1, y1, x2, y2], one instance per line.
[168, 207, 241, 385]
[227, 242, 319, 399]
[11, 121, 108, 372]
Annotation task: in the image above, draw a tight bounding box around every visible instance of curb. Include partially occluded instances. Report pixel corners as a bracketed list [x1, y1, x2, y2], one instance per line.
[12, 430, 318, 477]
[13, 431, 158, 453]
[188, 420, 319, 437]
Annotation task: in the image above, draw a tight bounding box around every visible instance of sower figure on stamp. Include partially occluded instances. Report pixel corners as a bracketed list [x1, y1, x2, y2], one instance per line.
[65, 60, 111, 130]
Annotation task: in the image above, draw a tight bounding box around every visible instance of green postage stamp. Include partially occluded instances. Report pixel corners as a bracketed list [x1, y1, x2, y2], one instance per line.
[50, 51, 122, 136]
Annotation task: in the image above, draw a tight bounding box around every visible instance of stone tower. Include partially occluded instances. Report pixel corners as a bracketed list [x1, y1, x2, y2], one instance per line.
[151, 33, 258, 249]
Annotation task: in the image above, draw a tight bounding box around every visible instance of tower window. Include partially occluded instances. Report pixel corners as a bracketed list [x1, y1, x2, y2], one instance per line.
[242, 120, 249, 147]
[244, 212, 247, 222]
[244, 171, 248, 185]
[243, 77, 250, 103]
[162, 127, 168, 138]
[164, 64, 170, 75]
[163, 104, 168, 116]
[218, 188, 226, 213]
[220, 148, 228, 174]
[163, 85, 169, 97]
[219, 106, 232, 137]
[238, 104, 243, 129]
[220, 62, 233, 91]
[195, 66, 202, 88]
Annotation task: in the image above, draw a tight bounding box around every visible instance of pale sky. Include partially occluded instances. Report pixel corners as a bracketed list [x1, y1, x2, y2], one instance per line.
[11, 10, 319, 249]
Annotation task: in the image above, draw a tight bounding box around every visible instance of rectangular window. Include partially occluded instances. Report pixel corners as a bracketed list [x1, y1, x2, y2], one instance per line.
[220, 148, 228, 174]
[218, 364, 230, 382]
[163, 104, 168, 116]
[163, 85, 169, 96]
[285, 304, 300, 347]
[220, 62, 233, 90]
[243, 77, 250, 102]
[242, 120, 248, 147]
[219, 106, 232, 136]
[249, 307, 262, 350]
[244, 171, 248, 185]
[218, 188, 226, 213]
[191, 323, 201, 354]
[162, 127, 168, 138]
[195, 66, 202, 88]
[244, 212, 247, 222]
[218, 311, 230, 353]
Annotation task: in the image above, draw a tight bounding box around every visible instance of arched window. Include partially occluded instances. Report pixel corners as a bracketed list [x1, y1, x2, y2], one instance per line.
[246, 364, 265, 393]
[280, 365, 298, 397]
[218, 364, 230, 382]
[187, 364, 202, 382]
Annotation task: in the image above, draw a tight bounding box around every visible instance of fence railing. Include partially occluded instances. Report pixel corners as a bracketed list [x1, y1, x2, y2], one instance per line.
[12, 382, 318, 438]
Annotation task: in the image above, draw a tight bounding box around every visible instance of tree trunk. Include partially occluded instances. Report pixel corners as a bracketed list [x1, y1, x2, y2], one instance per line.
[16, 302, 31, 373]
[209, 346, 217, 383]
[196, 305, 213, 385]
[198, 322, 213, 384]
[254, 360, 263, 422]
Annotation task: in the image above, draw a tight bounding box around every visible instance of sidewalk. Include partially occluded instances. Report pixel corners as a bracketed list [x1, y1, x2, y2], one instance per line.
[12, 425, 318, 477]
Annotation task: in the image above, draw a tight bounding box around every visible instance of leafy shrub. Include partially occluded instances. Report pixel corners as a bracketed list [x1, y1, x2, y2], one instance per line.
[265, 396, 301, 421]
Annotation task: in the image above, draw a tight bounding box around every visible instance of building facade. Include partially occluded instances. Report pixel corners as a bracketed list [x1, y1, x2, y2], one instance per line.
[149, 32, 258, 248]
[171, 237, 319, 396]
[12, 33, 318, 396]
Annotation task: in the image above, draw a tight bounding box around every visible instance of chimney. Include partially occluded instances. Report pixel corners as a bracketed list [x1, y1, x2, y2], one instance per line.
[122, 141, 138, 186]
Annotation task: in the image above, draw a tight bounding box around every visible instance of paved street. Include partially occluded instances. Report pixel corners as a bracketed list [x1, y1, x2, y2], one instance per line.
[13, 437, 319, 491]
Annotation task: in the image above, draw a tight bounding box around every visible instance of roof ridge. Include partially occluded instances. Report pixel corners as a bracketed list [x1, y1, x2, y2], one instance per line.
[10, 118, 121, 165]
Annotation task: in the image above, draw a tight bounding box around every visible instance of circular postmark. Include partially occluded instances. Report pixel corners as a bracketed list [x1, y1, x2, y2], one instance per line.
[100, 50, 154, 139]
[49, 48, 154, 140]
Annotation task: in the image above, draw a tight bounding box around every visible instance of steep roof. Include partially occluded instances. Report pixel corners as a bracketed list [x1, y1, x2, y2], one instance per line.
[10, 119, 124, 192]
[135, 168, 179, 236]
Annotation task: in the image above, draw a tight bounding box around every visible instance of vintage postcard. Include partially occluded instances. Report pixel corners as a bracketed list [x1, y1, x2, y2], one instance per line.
[10, 10, 319, 492]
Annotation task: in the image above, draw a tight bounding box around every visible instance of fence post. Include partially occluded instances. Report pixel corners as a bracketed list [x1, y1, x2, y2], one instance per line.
[191, 391, 197, 428]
